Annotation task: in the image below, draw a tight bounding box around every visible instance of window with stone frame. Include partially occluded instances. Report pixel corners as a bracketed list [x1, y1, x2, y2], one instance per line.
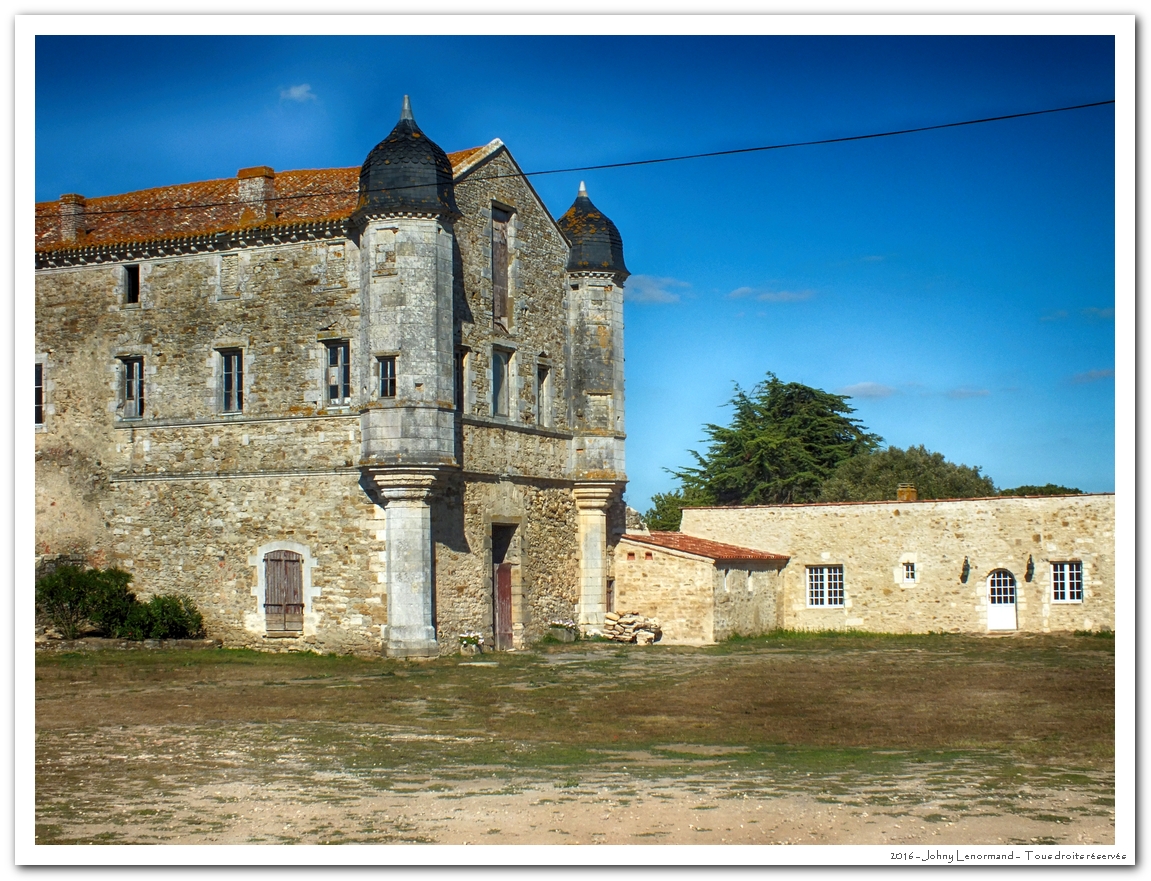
[492, 347, 512, 417]
[325, 340, 351, 407]
[120, 356, 145, 419]
[219, 348, 244, 413]
[124, 264, 140, 305]
[902, 561, 917, 583]
[536, 361, 553, 427]
[378, 354, 397, 399]
[1051, 561, 1084, 603]
[807, 565, 844, 607]
[491, 206, 512, 328]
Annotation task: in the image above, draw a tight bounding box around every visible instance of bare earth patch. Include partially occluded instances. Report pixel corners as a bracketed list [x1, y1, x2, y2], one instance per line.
[34, 634, 1114, 846]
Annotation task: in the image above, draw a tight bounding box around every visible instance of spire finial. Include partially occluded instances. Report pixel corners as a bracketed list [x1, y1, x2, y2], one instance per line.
[578, 180, 587, 197]
[400, 95, 413, 121]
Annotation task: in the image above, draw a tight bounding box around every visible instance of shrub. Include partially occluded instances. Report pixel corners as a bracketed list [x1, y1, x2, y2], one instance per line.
[116, 594, 204, 640]
[35, 565, 93, 640]
[35, 564, 204, 641]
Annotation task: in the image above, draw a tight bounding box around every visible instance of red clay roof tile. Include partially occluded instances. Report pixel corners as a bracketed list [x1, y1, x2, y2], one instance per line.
[36, 149, 487, 253]
[623, 532, 788, 563]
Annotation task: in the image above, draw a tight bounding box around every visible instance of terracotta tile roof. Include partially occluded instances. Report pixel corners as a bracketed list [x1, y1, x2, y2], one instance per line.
[36, 148, 488, 253]
[623, 532, 789, 563]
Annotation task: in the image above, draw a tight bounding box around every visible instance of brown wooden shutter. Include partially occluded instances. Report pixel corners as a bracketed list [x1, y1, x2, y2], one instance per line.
[265, 550, 304, 632]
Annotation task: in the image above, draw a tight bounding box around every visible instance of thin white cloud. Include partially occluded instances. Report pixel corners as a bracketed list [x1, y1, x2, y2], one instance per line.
[947, 387, 990, 399]
[1082, 306, 1115, 320]
[839, 382, 897, 399]
[625, 275, 688, 304]
[1040, 310, 1068, 322]
[1070, 368, 1114, 384]
[729, 286, 813, 302]
[280, 84, 317, 102]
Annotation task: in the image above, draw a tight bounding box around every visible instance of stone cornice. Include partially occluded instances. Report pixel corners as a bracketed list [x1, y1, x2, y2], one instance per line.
[35, 218, 350, 269]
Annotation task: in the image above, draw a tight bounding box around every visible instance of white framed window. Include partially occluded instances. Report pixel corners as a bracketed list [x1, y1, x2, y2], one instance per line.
[377, 355, 396, 399]
[325, 340, 351, 407]
[120, 356, 144, 419]
[807, 565, 844, 608]
[492, 347, 512, 417]
[219, 348, 244, 413]
[902, 561, 917, 583]
[1051, 561, 1083, 603]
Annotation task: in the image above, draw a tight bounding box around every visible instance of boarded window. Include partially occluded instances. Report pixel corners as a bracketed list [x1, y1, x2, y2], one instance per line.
[265, 550, 304, 632]
[219, 254, 239, 298]
[536, 363, 552, 427]
[492, 207, 511, 326]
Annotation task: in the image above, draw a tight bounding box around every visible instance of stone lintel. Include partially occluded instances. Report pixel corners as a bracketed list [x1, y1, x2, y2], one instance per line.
[368, 466, 449, 504]
[573, 480, 622, 511]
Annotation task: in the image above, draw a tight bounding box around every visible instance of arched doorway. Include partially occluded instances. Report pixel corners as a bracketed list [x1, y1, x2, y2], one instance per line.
[987, 569, 1018, 631]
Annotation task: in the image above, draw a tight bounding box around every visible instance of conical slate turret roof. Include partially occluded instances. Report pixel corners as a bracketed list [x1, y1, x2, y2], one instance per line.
[557, 182, 628, 277]
[355, 96, 459, 220]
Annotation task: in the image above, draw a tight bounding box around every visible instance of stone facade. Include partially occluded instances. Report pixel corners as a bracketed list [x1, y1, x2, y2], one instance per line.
[613, 533, 786, 644]
[34, 101, 629, 656]
[679, 494, 1115, 635]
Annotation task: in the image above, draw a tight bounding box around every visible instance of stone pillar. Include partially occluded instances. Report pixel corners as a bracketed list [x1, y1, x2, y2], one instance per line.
[574, 481, 620, 631]
[372, 468, 442, 658]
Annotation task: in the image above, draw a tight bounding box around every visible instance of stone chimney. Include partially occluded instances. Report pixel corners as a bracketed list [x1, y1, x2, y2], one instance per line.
[59, 194, 86, 243]
[897, 483, 918, 502]
[237, 166, 276, 224]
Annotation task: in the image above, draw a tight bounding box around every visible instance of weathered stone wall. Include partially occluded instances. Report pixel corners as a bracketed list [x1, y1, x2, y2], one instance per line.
[712, 565, 783, 641]
[680, 495, 1115, 633]
[614, 543, 716, 644]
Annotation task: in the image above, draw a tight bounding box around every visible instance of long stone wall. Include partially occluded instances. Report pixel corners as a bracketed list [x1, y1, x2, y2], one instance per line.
[680, 495, 1115, 634]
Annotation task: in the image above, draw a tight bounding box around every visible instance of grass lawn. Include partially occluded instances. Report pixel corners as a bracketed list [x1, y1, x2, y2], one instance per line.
[34, 632, 1114, 845]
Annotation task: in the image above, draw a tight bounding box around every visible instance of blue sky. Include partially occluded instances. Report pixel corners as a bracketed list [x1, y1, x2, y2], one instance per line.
[34, 34, 1117, 510]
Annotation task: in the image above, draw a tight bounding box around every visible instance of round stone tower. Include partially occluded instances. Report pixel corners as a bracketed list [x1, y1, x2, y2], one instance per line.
[354, 96, 459, 658]
[558, 182, 629, 631]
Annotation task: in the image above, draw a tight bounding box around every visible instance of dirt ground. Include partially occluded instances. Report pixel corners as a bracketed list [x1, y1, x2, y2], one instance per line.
[34, 635, 1115, 846]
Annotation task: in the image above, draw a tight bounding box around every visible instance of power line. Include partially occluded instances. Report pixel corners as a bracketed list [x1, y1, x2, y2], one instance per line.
[49, 99, 1114, 220]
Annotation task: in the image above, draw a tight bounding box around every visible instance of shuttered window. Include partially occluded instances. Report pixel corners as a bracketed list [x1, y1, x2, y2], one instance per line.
[265, 550, 304, 632]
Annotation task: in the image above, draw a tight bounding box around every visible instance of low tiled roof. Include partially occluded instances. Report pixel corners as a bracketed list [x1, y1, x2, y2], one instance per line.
[35, 147, 487, 253]
[622, 532, 788, 563]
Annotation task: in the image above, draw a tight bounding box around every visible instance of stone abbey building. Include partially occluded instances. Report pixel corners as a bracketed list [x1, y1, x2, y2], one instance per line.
[35, 97, 629, 656]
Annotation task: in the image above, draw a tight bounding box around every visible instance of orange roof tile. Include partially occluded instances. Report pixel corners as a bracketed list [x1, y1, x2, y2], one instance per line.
[623, 532, 788, 563]
[36, 148, 488, 253]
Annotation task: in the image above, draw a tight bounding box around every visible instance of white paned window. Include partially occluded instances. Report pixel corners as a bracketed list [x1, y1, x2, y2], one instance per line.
[121, 356, 144, 419]
[378, 355, 396, 399]
[325, 341, 350, 406]
[807, 565, 844, 608]
[220, 348, 243, 413]
[903, 561, 917, 583]
[1051, 561, 1084, 603]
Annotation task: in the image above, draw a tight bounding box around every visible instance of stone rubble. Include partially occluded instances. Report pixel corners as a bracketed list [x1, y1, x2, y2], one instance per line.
[601, 610, 661, 644]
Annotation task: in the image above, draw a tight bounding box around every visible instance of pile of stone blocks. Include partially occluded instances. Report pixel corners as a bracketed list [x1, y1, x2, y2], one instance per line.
[602, 611, 661, 644]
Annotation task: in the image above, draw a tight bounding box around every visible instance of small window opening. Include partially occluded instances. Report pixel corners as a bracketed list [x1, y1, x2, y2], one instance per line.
[903, 561, 917, 583]
[325, 341, 351, 406]
[124, 265, 140, 304]
[454, 349, 466, 412]
[492, 348, 511, 417]
[378, 355, 397, 399]
[35, 363, 44, 426]
[644, 551, 653, 561]
[121, 356, 144, 419]
[626, 552, 636, 562]
[220, 348, 243, 413]
[536, 363, 552, 427]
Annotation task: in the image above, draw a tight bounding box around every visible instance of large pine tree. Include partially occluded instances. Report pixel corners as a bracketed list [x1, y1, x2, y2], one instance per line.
[672, 373, 881, 507]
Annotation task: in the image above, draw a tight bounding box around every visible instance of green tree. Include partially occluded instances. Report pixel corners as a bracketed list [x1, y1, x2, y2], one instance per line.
[999, 484, 1083, 496]
[818, 445, 997, 502]
[673, 373, 881, 506]
[642, 488, 712, 532]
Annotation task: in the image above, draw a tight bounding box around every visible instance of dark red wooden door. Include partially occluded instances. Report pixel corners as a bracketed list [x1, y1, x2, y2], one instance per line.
[495, 562, 513, 650]
[265, 550, 304, 631]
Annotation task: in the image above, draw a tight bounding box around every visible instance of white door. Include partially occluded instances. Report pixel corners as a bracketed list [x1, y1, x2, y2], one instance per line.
[987, 570, 1017, 631]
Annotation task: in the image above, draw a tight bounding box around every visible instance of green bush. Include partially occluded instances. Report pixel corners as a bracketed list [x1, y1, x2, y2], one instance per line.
[35, 565, 95, 640]
[116, 594, 204, 640]
[35, 564, 204, 640]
